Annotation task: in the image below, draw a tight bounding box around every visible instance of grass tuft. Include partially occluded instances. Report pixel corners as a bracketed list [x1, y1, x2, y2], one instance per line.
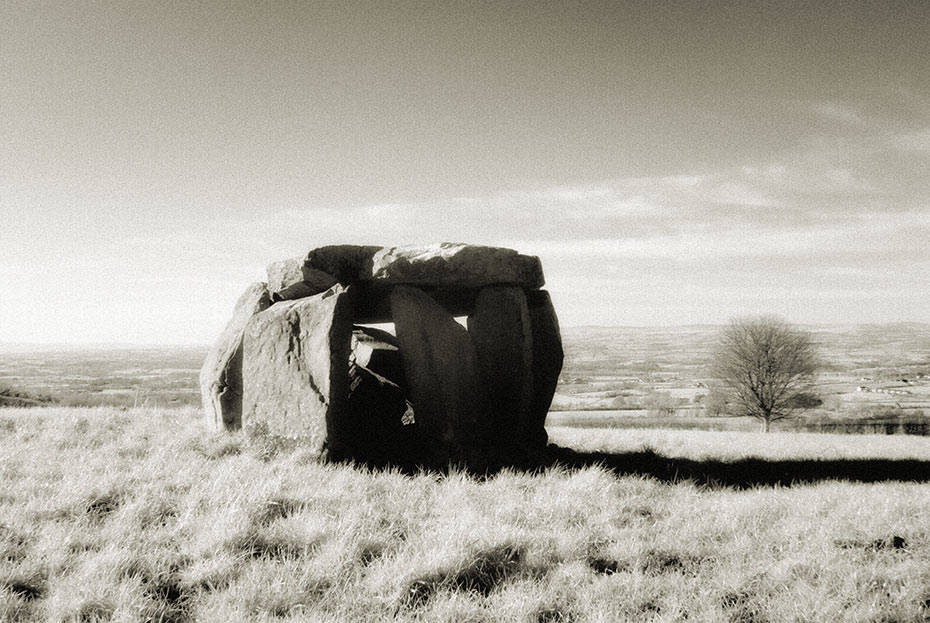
[835, 535, 909, 552]
[587, 557, 625, 575]
[720, 590, 768, 623]
[0, 526, 31, 564]
[357, 540, 385, 566]
[252, 497, 305, 524]
[73, 600, 115, 623]
[1, 579, 45, 601]
[229, 529, 321, 560]
[639, 549, 691, 575]
[535, 606, 574, 622]
[190, 436, 242, 460]
[143, 579, 190, 623]
[83, 493, 122, 521]
[403, 544, 523, 607]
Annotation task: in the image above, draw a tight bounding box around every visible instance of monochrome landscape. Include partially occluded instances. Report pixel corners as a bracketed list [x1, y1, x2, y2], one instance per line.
[3, 0, 930, 621]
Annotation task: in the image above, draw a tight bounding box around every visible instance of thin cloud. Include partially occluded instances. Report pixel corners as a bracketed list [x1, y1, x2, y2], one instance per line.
[808, 101, 867, 126]
[889, 127, 930, 153]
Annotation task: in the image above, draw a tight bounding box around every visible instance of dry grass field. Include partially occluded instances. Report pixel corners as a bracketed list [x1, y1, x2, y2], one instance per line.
[4, 407, 930, 622]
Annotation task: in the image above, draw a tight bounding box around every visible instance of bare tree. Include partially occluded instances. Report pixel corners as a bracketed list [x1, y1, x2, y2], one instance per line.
[711, 316, 819, 432]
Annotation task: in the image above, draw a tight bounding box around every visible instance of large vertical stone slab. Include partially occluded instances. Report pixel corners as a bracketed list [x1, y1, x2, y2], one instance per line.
[199, 282, 272, 431]
[390, 285, 481, 465]
[525, 290, 563, 449]
[467, 287, 533, 458]
[241, 286, 353, 457]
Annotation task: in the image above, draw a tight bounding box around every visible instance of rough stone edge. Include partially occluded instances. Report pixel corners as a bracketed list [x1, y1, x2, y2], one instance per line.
[239, 285, 353, 457]
[525, 290, 563, 450]
[199, 282, 272, 431]
[370, 243, 545, 289]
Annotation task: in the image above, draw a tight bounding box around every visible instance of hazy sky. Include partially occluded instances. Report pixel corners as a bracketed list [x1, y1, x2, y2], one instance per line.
[2, 1, 929, 344]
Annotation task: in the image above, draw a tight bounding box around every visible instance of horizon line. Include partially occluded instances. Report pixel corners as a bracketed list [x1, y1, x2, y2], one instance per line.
[2, 321, 928, 350]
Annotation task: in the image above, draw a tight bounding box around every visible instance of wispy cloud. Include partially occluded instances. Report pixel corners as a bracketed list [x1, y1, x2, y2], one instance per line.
[808, 102, 866, 126]
[889, 127, 930, 153]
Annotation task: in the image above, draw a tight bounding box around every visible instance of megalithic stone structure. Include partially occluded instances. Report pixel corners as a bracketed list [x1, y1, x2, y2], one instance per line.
[199, 242, 563, 469]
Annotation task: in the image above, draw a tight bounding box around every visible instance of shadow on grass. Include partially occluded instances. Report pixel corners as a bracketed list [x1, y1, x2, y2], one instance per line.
[545, 444, 930, 489]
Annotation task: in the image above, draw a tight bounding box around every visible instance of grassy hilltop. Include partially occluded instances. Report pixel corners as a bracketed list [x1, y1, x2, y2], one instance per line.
[4, 407, 930, 622]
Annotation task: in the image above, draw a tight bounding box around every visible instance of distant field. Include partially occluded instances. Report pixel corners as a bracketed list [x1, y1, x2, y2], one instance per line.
[556, 324, 930, 416]
[1, 324, 929, 428]
[0, 346, 207, 408]
[4, 407, 930, 622]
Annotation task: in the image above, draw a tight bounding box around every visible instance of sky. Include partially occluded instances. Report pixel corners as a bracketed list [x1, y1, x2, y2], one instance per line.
[1, 1, 929, 345]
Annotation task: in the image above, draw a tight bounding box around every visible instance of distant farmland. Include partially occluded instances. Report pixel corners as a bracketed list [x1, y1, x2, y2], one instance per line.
[1, 324, 929, 431]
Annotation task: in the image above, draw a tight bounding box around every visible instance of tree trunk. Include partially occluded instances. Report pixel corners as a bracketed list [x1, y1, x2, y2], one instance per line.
[761, 418, 771, 433]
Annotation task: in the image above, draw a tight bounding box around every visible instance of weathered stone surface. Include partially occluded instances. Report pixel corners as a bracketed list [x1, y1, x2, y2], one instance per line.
[241, 286, 353, 456]
[266, 257, 304, 292]
[467, 287, 534, 457]
[199, 282, 272, 431]
[371, 243, 544, 289]
[390, 285, 482, 465]
[525, 290, 563, 448]
[306, 245, 382, 283]
[266, 256, 338, 301]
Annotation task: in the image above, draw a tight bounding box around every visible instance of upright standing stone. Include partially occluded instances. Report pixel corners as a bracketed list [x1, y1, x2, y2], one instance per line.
[467, 287, 534, 459]
[525, 290, 563, 449]
[199, 282, 272, 431]
[390, 285, 482, 465]
[241, 286, 353, 457]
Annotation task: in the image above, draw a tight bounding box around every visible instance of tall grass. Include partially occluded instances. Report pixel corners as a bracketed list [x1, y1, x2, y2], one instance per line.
[3, 407, 930, 621]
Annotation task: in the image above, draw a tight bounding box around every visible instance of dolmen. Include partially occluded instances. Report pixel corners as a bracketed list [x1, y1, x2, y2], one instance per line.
[200, 243, 563, 470]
